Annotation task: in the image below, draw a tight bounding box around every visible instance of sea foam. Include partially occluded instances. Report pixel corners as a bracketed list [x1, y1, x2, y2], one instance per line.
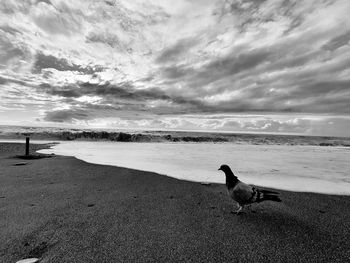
[38, 141, 350, 195]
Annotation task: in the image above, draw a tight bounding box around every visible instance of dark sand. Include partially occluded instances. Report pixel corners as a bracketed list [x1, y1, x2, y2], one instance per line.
[0, 143, 349, 262]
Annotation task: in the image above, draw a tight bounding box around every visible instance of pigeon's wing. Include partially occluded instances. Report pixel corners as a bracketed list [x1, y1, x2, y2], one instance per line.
[229, 181, 255, 205]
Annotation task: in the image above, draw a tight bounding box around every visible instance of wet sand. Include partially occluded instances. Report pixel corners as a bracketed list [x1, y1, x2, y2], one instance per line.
[0, 143, 349, 262]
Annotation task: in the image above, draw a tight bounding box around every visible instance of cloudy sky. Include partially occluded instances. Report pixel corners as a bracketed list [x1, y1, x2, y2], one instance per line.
[1, 0, 350, 136]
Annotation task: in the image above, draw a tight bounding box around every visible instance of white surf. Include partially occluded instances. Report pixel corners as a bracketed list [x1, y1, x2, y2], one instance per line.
[37, 141, 350, 195]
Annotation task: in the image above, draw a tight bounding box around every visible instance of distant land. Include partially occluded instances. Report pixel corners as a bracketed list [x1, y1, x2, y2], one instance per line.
[0, 125, 349, 147]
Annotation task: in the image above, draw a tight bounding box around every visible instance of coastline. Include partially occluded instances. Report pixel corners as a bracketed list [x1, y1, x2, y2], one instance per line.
[0, 142, 349, 262]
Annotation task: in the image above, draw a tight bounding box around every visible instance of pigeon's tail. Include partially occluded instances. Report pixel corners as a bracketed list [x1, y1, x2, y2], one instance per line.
[261, 193, 282, 202]
[260, 189, 279, 195]
[257, 190, 282, 203]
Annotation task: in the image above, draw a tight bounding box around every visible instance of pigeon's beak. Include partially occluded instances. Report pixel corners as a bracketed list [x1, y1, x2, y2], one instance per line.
[218, 168, 221, 171]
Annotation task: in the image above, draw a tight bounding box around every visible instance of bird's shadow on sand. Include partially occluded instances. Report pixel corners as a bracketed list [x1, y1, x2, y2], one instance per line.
[234, 207, 318, 237]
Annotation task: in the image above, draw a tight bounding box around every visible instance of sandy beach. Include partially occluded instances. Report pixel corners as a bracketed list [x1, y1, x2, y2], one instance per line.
[0, 142, 349, 263]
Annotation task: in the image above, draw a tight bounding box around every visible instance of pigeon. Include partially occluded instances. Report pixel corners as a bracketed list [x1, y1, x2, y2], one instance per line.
[218, 164, 281, 214]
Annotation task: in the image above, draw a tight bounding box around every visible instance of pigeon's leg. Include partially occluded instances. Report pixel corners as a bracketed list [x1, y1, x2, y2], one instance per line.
[235, 205, 243, 215]
[232, 203, 243, 215]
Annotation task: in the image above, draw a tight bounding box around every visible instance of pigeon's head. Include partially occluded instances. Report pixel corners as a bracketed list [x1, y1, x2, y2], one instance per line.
[218, 164, 231, 173]
[218, 164, 237, 179]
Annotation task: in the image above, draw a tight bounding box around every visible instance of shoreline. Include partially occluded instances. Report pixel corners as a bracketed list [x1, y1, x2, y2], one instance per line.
[1, 142, 349, 262]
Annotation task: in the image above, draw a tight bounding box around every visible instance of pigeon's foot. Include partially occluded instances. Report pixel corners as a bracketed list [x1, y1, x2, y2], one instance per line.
[230, 210, 243, 215]
[231, 205, 243, 215]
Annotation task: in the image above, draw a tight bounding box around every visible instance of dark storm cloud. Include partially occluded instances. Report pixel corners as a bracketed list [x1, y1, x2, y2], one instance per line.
[32, 53, 76, 73]
[154, 44, 350, 114]
[263, 50, 321, 72]
[43, 108, 89, 122]
[156, 37, 199, 63]
[240, 79, 350, 114]
[0, 25, 21, 35]
[200, 48, 270, 77]
[159, 47, 271, 90]
[77, 82, 171, 100]
[0, 34, 31, 69]
[32, 52, 105, 74]
[188, 24, 339, 93]
[0, 76, 7, 85]
[0, 75, 33, 87]
[86, 32, 122, 48]
[39, 83, 81, 98]
[323, 31, 350, 51]
[38, 80, 215, 119]
[228, 0, 268, 17]
[290, 80, 350, 98]
[215, 77, 350, 114]
[161, 65, 193, 79]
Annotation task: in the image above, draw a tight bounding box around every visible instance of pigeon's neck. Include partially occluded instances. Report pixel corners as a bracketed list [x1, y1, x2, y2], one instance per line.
[225, 172, 238, 189]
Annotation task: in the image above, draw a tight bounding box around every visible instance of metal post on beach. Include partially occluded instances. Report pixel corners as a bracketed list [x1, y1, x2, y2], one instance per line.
[25, 137, 30, 156]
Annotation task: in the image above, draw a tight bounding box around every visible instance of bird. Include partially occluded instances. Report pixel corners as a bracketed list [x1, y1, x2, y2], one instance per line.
[218, 164, 281, 214]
